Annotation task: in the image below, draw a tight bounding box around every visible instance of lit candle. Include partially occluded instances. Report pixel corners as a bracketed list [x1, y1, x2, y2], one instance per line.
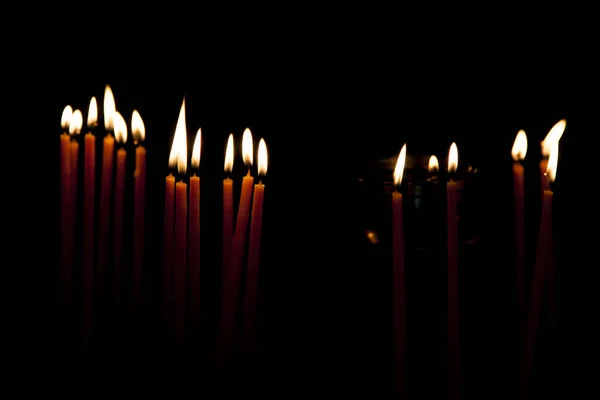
[392, 143, 407, 395]
[188, 128, 201, 329]
[425, 155, 442, 247]
[511, 129, 527, 324]
[60, 105, 73, 305]
[446, 142, 460, 398]
[132, 110, 146, 310]
[170, 98, 188, 341]
[241, 138, 268, 357]
[69, 109, 83, 236]
[113, 111, 127, 306]
[540, 119, 565, 195]
[521, 142, 559, 390]
[97, 85, 116, 300]
[223, 134, 234, 284]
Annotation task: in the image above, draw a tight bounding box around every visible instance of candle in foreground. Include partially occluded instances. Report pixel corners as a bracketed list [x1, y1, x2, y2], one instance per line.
[446, 142, 460, 398]
[69, 110, 83, 237]
[132, 110, 146, 310]
[60, 105, 73, 305]
[223, 134, 234, 286]
[521, 142, 558, 391]
[113, 112, 127, 306]
[217, 127, 254, 367]
[392, 143, 407, 395]
[540, 119, 566, 195]
[188, 128, 201, 329]
[512, 129, 527, 324]
[97, 85, 116, 301]
[241, 138, 269, 357]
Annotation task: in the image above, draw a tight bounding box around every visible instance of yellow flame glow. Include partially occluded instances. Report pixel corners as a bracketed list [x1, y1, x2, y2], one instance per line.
[511, 129, 528, 161]
[87, 97, 98, 128]
[224, 134, 234, 173]
[541, 119, 566, 157]
[61, 105, 73, 131]
[546, 142, 559, 183]
[393, 143, 407, 187]
[258, 138, 268, 178]
[114, 111, 127, 144]
[168, 98, 188, 175]
[448, 142, 458, 173]
[428, 155, 439, 173]
[242, 128, 253, 167]
[131, 110, 145, 143]
[191, 128, 201, 169]
[104, 85, 116, 132]
[69, 109, 83, 136]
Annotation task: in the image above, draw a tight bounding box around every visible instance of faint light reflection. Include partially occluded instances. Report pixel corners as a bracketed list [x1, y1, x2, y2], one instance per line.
[365, 229, 380, 244]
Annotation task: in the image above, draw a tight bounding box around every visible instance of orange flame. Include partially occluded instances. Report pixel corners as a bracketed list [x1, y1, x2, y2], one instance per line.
[114, 111, 127, 144]
[428, 155, 439, 173]
[87, 97, 98, 129]
[448, 142, 458, 173]
[191, 128, 202, 169]
[393, 143, 407, 187]
[69, 109, 83, 136]
[258, 138, 268, 178]
[168, 98, 188, 175]
[546, 142, 559, 183]
[131, 110, 145, 144]
[61, 105, 73, 132]
[224, 134, 234, 173]
[541, 119, 566, 157]
[511, 129, 527, 161]
[242, 128, 253, 168]
[104, 85, 116, 132]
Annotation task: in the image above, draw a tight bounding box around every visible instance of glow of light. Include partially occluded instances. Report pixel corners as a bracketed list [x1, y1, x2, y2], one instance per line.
[224, 133, 234, 173]
[104, 85, 116, 132]
[258, 138, 268, 178]
[546, 141, 559, 183]
[541, 119, 566, 157]
[61, 105, 73, 131]
[87, 97, 98, 129]
[511, 129, 528, 161]
[168, 98, 188, 175]
[131, 110, 145, 143]
[114, 111, 127, 144]
[448, 142, 458, 173]
[428, 155, 439, 173]
[242, 128, 253, 167]
[69, 109, 83, 136]
[393, 143, 407, 187]
[191, 128, 202, 169]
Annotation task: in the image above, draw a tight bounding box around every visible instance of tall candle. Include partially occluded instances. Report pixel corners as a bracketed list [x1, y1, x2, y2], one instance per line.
[60, 105, 73, 305]
[391, 143, 407, 395]
[188, 128, 201, 329]
[512, 130, 527, 324]
[223, 134, 234, 285]
[69, 110, 83, 242]
[241, 138, 269, 357]
[113, 112, 127, 306]
[446, 142, 460, 399]
[163, 173, 175, 323]
[132, 110, 146, 311]
[217, 127, 254, 367]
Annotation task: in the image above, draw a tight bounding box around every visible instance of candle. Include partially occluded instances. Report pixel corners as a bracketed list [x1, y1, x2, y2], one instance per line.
[69, 110, 83, 235]
[113, 112, 127, 306]
[511, 129, 527, 324]
[540, 119, 566, 196]
[169, 98, 188, 340]
[83, 96, 98, 345]
[132, 110, 146, 310]
[223, 134, 234, 285]
[446, 142, 460, 398]
[60, 105, 73, 305]
[392, 143, 407, 395]
[217, 127, 254, 367]
[241, 138, 268, 357]
[188, 128, 201, 329]
[521, 142, 559, 391]
[97, 85, 116, 301]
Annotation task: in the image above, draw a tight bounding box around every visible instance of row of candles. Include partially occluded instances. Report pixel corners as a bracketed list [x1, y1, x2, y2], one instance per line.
[390, 119, 565, 396]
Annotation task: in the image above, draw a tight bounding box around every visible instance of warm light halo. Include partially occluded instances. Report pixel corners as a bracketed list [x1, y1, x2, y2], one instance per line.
[393, 143, 407, 187]
[114, 111, 127, 144]
[541, 119, 566, 157]
[131, 110, 145, 143]
[104, 85, 116, 132]
[242, 128, 253, 167]
[168, 98, 188, 175]
[258, 138, 268, 178]
[428, 155, 439, 173]
[61, 105, 73, 131]
[511, 129, 528, 161]
[87, 97, 98, 129]
[448, 142, 458, 173]
[224, 134, 234, 173]
[546, 142, 559, 183]
[191, 128, 201, 169]
[69, 109, 83, 136]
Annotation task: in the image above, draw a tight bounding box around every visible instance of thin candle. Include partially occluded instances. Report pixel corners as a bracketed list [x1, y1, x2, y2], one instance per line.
[241, 138, 268, 357]
[69, 110, 82, 238]
[60, 105, 73, 305]
[132, 110, 146, 310]
[188, 128, 201, 330]
[113, 112, 127, 306]
[512, 129, 527, 325]
[392, 143, 407, 395]
[223, 134, 234, 285]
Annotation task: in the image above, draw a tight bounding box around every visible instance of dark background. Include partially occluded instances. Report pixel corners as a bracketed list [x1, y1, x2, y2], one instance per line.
[23, 12, 596, 397]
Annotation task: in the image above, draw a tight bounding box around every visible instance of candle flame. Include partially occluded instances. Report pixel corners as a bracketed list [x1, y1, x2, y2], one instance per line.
[393, 143, 407, 187]
[448, 142, 458, 173]
[541, 118, 566, 157]
[242, 128, 253, 168]
[131, 110, 145, 144]
[191, 128, 202, 169]
[511, 129, 528, 161]
[87, 97, 98, 129]
[104, 85, 116, 132]
[69, 109, 83, 136]
[114, 111, 127, 144]
[546, 141, 559, 183]
[258, 138, 268, 178]
[168, 98, 188, 175]
[224, 133, 234, 173]
[61, 105, 73, 131]
[428, 155, 439, 173]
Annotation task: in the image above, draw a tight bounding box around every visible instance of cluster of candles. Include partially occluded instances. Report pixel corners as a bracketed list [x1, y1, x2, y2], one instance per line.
[390, 119, 565, 396]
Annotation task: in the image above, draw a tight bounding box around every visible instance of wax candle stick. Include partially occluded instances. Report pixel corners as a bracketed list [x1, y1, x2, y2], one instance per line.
[188, 128, 201, 330]
[512, 130, 527, 324]
[60, 105, 73, 305]
[392, 143, 407, 395]
[163, 173, 175, 323]
[132, 110, 146, 311]
[223, 134, 234, 285]
[113, 112, 127, 306]
[97, 85, 116, 301]
[241, 138, 269, 357]
[446, 142, 460, 398]
[69, 110, 83, 240]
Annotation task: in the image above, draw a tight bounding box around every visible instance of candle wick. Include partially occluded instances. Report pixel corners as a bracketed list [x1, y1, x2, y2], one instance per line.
[246, 169, 251, 176]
